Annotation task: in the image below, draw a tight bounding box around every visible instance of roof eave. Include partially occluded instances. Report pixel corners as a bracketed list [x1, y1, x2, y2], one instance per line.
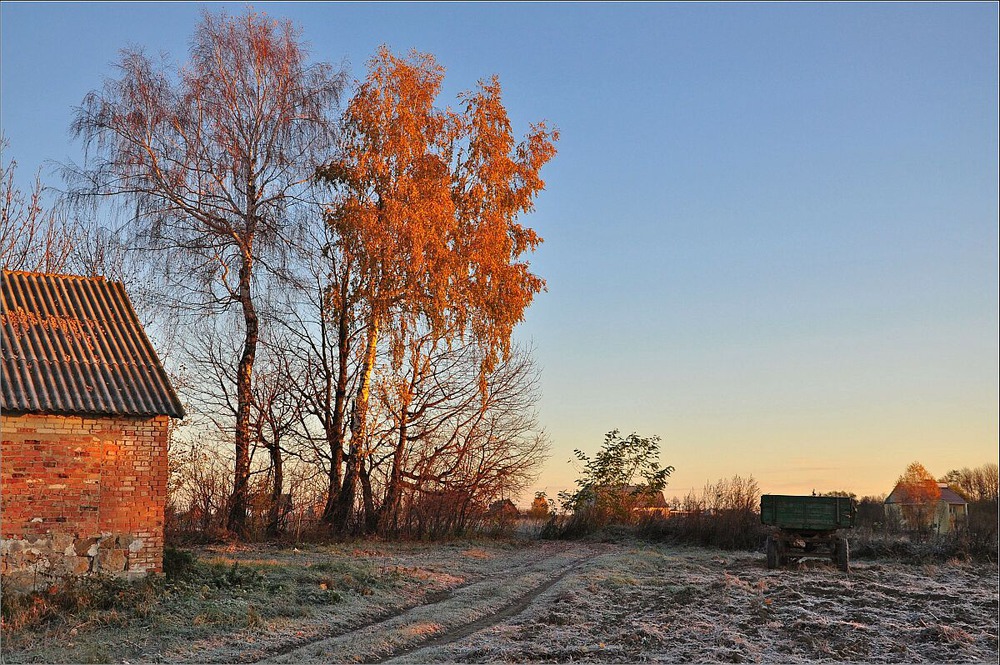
[2, 406, 184, 419]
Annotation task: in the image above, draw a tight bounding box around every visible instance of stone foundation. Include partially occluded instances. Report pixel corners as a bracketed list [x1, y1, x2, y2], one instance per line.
[1, 532, 155, 590]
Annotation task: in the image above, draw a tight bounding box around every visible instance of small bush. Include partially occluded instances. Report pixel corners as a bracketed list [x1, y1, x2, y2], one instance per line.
[636, 511, 767, 551]
[201, 561, 265, 590]
[163, 546, 197, 581]
[0, 574, 161, 633]
[296, 587, 344, 605]
[558, 430, 674, 533]
[539, 514, 564, 540]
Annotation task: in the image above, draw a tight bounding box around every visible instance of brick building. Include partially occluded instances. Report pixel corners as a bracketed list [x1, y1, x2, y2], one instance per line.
[1, 271, 183, 589]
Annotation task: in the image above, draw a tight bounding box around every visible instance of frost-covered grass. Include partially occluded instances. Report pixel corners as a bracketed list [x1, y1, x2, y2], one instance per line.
[3, 540, 996, 663]
[0, 539, 587, 663]
[401, 545, 999, 664]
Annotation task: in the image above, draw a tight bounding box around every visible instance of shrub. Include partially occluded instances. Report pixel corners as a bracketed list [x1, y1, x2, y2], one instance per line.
[849, 524, 998, 563]
[162, 546, 197, 582]
[0, 574, 162, 633]
[558, 430, 673, 535]
[965, 500, 999, 559]
[635, 475, 764, 550]
[856, 495, 888, 529]
[636, 510, 767, 551]
[543, 511, 601, 540]
[528, 492, 553, 520]
[202, 561, 265, 590]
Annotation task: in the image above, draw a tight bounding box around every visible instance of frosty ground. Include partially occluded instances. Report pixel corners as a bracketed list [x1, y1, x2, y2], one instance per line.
[2, 539, 996, 663]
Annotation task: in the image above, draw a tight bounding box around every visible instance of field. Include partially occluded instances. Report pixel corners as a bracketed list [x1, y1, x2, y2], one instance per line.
[2, 539, 997, 663]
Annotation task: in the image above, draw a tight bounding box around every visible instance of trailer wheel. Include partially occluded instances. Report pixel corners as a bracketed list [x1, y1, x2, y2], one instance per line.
[766, 535, 778, 569]
[836, 537, 850, 572]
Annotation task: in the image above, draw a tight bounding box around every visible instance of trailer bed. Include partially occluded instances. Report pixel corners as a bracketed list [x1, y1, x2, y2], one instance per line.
[760, 494, 855, 531]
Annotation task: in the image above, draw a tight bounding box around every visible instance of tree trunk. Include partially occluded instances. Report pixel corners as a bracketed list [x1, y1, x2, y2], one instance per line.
[331, 321, 378, 532]
[322, 436, 342, 524]
[266, 441, 284, 538]
[227, 253, 258, 538]
[322, 280, 351, 524]
[378, 415, 408, 535]
[360, 457, 377, 533]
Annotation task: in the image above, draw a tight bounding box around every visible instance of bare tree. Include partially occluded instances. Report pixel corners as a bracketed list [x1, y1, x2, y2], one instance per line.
[369, 338, 549, 536]
[1, 137, 76, 273]
[273, 223, 363, 526]
[940, 464, 999, 504]
[167, 436, 233, 539]
[251, 345, 303, 537]
[68, 9, 345, 536]
[183, 308, 309, 538]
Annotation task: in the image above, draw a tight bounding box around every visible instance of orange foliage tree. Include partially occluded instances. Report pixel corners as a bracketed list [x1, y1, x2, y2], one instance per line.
[529, 492, 553, 520]
[895, 461, 941, 530]
[316, 46, 558, 531]
[69, 9, 345, 537]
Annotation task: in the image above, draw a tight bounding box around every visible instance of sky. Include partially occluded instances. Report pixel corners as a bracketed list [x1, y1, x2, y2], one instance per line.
[2, 2, 997, 503]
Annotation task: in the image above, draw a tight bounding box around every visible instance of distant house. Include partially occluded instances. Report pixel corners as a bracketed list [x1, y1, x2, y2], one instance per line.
[488, 499, 520, 520]
[1, 271, 184, 590]
[628, 486, 670, 518]
[884, 482, 968, 534]
[578, 485, 670, 518]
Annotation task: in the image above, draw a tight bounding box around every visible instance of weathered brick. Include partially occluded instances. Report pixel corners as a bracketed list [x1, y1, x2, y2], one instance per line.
[1, 414, 168, 587]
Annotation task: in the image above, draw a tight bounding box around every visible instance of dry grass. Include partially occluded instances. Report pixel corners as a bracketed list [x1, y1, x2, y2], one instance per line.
[0, 542, 412, 663]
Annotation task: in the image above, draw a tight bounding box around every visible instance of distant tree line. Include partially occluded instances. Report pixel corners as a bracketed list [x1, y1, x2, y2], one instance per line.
[546, 439, 997, 560]
[1, 8, 557, 540]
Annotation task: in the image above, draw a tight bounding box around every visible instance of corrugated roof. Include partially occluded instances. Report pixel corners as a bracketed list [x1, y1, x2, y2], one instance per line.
[1, 271, 184, 418]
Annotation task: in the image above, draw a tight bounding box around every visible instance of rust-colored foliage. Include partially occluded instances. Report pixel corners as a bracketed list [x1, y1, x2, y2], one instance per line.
[316, 46, 557, 532]
[529, 493, 552, 520]
[895, 461, 942, 529]
[318, 46, 558, 376]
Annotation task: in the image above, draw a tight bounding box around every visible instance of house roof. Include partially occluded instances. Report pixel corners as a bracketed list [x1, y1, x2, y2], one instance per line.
[1, 271, 184, 418]
[618, 485, 668, 508]
[936, 483, 968, 505]
[885, 481, 968, 506]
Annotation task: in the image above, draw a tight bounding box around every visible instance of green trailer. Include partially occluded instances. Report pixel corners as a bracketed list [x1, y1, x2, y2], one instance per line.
[760, 495, 856, 572]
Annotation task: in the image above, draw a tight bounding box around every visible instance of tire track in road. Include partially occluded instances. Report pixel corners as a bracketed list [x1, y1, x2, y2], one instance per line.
[373, 555, 595, 664]
[236, 544, 577, 663]
[257, 546, 602, 664]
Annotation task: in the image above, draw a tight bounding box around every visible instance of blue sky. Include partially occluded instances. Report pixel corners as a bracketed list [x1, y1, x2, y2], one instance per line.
[2, 2, 997, 500]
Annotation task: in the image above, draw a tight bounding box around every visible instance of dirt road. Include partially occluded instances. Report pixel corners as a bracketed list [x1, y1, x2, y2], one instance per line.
[259, 545, 600, 664]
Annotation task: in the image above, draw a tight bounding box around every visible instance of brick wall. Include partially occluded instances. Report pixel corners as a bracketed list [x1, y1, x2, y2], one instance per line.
[1, 413, 169, 589]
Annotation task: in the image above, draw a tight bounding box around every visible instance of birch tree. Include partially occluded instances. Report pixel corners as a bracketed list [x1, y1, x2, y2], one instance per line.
[316, 46, 557, 532]
[69, 9, 345, 536]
